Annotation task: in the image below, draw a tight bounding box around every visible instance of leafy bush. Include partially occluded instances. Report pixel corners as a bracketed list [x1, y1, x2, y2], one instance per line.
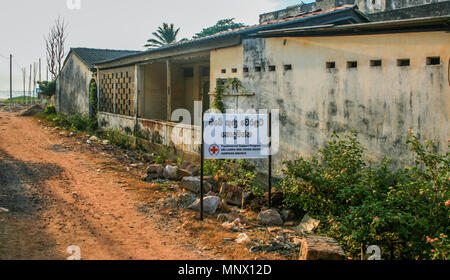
[42, 110, 97, 133]
[155, 147, 169, 164]
[280, 132, 449, 260]
[204, 159, 263, 194]
[38, 80, 56, 97]
[44, 105, 56, 115]
[89, 80, 98, 118]
[100, 129, 135, 150]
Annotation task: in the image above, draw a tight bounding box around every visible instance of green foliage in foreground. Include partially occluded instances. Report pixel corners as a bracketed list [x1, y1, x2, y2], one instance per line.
[41, 105, 98, 133]
[280, 132, 449, 260]
[41, 105, 136, 151]
[204, 159, 263, 195]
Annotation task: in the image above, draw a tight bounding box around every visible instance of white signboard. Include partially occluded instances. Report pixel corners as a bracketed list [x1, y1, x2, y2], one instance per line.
[203, 114, 269, 159]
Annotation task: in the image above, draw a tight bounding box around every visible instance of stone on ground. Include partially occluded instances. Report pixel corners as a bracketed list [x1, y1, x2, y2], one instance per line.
[236, 233, 251, 244]
[220, 183, 243, 206]
[163, 165, 178, 180]
[257, 209, 283, 226]
[178, 162, 199, 176]
[0, 207, 9, 213]
[294, 215, 320, 234]
[299, 235, 347, 260]
[176, 168, 193, 180]
[188, 196, 221, 214]
[180, 176, 211, 194]
[143, 164, 164, 181]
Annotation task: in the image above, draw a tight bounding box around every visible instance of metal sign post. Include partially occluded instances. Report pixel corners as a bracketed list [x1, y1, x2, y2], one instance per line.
[200, 113, 272, 221]
[268, 112, 272, 209]
[200, 111, 205, 221]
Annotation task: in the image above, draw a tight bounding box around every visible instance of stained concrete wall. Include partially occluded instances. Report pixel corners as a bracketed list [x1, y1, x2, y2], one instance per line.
[259, 0, 450, 22]
[56, 53, 92, 115]
[210, 32, 449, 170]
[368, 1, 450, 21]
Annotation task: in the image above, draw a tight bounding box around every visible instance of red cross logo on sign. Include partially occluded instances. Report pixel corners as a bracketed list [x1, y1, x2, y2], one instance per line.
[208, 145, 220, 157]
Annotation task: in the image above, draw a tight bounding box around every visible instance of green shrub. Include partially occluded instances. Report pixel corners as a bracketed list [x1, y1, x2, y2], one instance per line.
[101, 129, 134, 150]
[44, 105, 56, 115]
[204, 159, 263, 194]
[154, 147, 169, 164]
[89, 80, 98, 118]
[279, 132, 449, 260]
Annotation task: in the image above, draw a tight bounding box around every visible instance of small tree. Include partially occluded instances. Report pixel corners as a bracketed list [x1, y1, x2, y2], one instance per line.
[37, 80, 56, 97]
[194, 18, 246, 39]
[145, 23, 181, 48]
[45, 17, 67, 79]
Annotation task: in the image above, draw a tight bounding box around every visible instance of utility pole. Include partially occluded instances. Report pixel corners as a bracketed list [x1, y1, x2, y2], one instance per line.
[28, 64, 32, 104]
[22, 67, 26, 104]
[33, 62, 36, 104]
[9, 54, 12, 104]
[38, 58, 42, 101]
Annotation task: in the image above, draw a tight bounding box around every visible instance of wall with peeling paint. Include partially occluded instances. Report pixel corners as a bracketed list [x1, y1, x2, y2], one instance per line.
[56, 53, 92, 115]
[210, 32, 449, 170]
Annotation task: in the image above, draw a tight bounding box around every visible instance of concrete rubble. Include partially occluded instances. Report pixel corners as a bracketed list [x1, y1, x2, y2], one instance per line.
[257, 209, 284, 226]
[188, 196, 221, 214]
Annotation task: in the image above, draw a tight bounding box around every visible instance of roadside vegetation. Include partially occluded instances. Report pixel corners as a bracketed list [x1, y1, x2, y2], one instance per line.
[39, 105, 140, 151]
[38, 105, 449, 260]
[279, 132, 449, 260]
[0, 96, 39, 104]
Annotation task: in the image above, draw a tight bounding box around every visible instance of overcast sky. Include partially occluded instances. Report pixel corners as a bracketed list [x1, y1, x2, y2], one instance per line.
[0, 0, 308, 91]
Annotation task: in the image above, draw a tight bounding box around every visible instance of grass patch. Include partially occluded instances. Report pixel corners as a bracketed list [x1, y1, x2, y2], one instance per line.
[0, 97, 40, 104]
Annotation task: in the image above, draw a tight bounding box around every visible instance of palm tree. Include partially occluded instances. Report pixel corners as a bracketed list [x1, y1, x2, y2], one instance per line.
[145, 23, 181, 49]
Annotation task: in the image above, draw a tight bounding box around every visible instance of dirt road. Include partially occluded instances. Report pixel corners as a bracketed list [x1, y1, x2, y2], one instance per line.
[0, 112, 207, 260]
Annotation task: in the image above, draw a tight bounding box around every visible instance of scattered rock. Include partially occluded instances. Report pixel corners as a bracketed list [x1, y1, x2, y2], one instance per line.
[257, 209, 283, 226]
[176, 168, 193, 180]
[157, 193, 196, 209]
[217, 213, 235, 222]
[299, 235, 347, 260]
[236, 233, 251, 244]
[179, 162, 199, 176]
[143, 164, 165, 181]
[86, 140, 92, 144]
[220, 183, 243, 206]
[89, 135, 99, 142]
[163, 165, 178, 180]
[0, 207, 9, 213]
[102, 140, 110, 145]
[221, 218, 242, 232]
[188, 196, 221, 214]
[294, 215, 320, 234]
[180, 177, 211, 194]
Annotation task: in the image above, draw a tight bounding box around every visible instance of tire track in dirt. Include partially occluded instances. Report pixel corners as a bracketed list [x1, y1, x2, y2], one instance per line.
[0, 112, 204, 260]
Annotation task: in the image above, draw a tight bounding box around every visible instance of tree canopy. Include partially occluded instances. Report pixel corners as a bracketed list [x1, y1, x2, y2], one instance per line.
[194, 18, 246, 39]
[145, 23, 181, 49]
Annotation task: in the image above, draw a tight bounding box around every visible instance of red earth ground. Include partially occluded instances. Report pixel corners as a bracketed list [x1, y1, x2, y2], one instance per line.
[0, 111, 292, 260]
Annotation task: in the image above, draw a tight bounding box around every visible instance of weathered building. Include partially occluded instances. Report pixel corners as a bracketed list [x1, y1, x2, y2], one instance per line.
[56, 48, 141, 115]
[95, 6, 369, 157]
[93, 6, 449, 170]
[259, 0, 450, 22]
